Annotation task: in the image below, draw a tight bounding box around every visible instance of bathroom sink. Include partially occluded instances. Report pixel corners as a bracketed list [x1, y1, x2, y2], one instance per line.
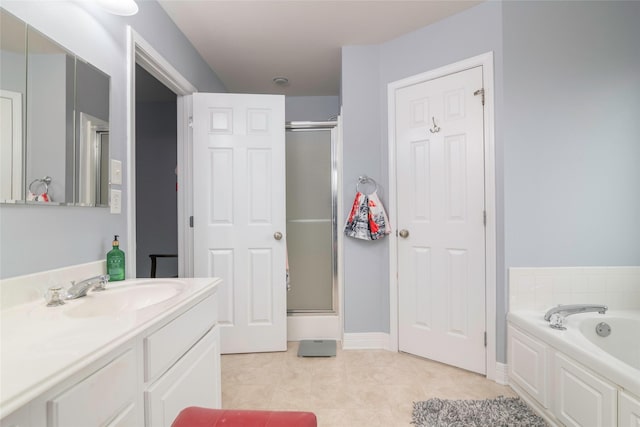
[63, 280, 185, 318]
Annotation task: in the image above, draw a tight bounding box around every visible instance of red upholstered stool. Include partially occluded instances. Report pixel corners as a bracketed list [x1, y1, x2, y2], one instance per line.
[171, 407, 318, 427]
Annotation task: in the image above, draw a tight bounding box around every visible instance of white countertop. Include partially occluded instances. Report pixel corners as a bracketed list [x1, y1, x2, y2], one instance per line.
[0, 278, 220, 418]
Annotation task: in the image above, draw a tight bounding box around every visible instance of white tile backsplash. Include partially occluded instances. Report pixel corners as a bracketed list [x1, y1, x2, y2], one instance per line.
[509, 266, 640, 312]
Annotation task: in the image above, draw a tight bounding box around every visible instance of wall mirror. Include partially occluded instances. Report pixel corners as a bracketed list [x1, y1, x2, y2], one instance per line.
[0, 8, 110, 207]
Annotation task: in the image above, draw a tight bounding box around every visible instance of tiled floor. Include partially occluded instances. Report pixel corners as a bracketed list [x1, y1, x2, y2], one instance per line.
[221, 342, 516, 426]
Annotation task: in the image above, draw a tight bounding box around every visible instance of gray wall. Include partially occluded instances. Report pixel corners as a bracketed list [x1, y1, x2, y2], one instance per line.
[285, 96, 340, 122]
[27, 54, 68, 202]
[499, 0, 640, 360]
[502, 1, 640, 268]
[341, 45, 390, 333]
[0, 51, 25, 94]
[341, 1, 504, 336]
[0, 0, 225, 279]
[341, 0, 639, 363]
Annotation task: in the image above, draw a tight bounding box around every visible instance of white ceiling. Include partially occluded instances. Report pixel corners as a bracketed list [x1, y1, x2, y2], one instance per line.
[157, 0, 482, 96]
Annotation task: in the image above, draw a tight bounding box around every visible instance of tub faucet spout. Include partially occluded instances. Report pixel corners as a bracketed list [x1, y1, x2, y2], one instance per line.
[544, 304, 608, 330]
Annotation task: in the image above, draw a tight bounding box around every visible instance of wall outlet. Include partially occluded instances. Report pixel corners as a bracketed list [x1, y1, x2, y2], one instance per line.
[110, 159, 122, 185]
[110, 189, 122, 214]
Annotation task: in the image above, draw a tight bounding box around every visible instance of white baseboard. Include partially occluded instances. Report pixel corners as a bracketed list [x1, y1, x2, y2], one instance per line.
[342, 332, 390, 350]
[494, 362, 509, 385]
[287, 315, 341, 341]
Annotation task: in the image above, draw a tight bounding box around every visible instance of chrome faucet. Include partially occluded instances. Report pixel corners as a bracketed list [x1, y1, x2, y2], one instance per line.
[66, 274, 110, 299]
[543, 304, 608, 330]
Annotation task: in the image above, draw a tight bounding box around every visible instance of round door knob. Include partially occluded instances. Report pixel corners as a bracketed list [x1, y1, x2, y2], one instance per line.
[273, 231, 283, 241]
[399, 229, 409, 238]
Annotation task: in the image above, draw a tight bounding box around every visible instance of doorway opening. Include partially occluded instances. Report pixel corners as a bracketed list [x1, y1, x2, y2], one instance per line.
[126, 27, 197, 279]
[134, 65, 178, 278]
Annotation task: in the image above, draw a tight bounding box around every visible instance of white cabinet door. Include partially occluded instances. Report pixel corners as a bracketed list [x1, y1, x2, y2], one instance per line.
[47, 349, 137, 427]
[105, 404, 137, 427]
[507, 326, 549, 408]
[145, 327, 221, 427]
[395, 66, 486, 374]
[620, 391, 640, 427]
[553, 353, 617, 427]
[192, 93, 286, 354]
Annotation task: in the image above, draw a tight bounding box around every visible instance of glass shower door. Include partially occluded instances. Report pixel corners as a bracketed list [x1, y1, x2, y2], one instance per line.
[285, 128, 335, 313]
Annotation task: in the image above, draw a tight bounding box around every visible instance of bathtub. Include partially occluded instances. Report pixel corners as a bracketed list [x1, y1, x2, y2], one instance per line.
[578, 314, 640, 371]
[509, 309, 640, 397]
[508, 309, 640, 426]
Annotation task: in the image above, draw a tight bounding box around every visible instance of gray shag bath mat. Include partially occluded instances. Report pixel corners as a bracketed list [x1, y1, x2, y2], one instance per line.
[412, 396, 547, 427]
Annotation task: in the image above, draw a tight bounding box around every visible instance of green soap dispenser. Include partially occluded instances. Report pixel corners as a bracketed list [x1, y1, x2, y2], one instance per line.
[107, 235, 125, 281]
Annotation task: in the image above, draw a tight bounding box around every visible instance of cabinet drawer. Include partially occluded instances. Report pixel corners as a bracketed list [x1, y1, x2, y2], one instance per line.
[48, 349, 136, 427]
[144, 293, 217, 382]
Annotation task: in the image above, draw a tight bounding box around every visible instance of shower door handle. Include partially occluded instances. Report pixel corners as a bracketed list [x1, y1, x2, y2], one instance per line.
[273, 231, 283, 241]
[399, 229, 409, 238]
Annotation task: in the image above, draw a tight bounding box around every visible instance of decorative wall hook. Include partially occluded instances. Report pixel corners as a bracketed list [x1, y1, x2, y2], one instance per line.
[429, 116, 441, 134]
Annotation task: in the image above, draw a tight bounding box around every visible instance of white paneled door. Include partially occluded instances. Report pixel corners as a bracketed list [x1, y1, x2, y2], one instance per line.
[395, 66, 486, 374]
[192, 93, 287, 354]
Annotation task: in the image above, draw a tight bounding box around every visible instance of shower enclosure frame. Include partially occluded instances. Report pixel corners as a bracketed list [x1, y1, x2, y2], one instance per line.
[285, 120, 339, 315]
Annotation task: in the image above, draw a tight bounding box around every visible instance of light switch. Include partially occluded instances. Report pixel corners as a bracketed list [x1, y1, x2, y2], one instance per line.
[111, 159, 122, 185]
[110, 189, 121, 214]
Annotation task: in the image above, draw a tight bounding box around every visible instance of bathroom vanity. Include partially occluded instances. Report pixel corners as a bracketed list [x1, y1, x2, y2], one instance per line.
[0, 270, 221, 427]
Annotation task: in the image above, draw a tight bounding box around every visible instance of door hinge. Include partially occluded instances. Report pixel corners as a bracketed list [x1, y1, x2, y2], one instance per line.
[484, 332, 487, 347]
[483, 210, 487, 226]
[189, 216, 194, 228]
[188, 116, 194, 128]
[474, 88, 485, 106]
